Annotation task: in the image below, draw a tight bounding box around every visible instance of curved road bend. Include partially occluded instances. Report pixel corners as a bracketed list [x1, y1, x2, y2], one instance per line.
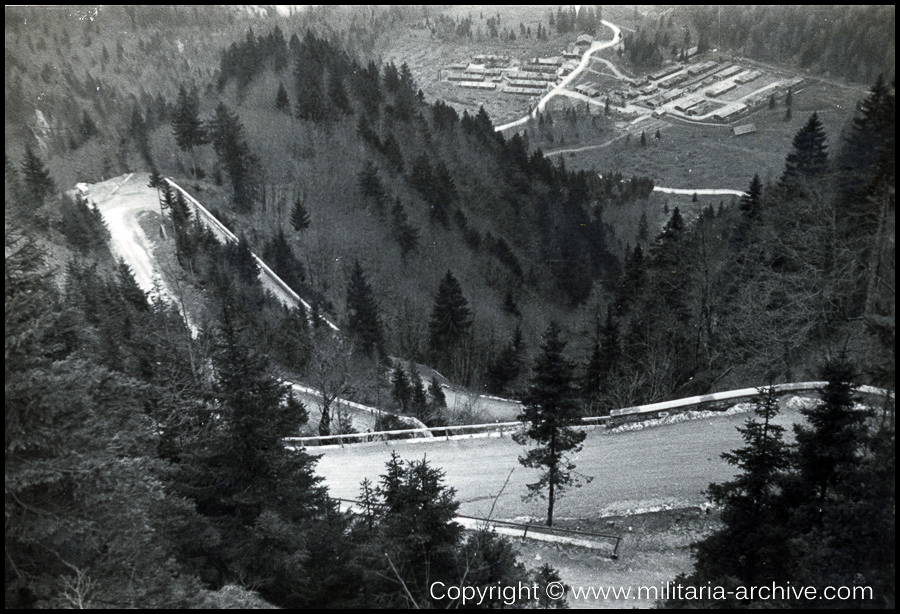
[496, 20, 622, 133]
[316, 406, 805, 520]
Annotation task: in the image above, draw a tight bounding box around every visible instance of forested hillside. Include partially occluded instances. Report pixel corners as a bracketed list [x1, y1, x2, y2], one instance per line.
[5, 5, 895, 609]
[5, 4, 895, 416]
[678, 5, 895, 84]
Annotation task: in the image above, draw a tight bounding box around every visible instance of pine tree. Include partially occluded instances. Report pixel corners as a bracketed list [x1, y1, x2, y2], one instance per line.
[636, 210, 650, 243]
[80, 109, 99, 143]
[615, 243, 645, 315]
[172, 307, 343, 605]
[836, 75, 895, 236]
[427, 270, 472, 370]
[502, 289, 521, 317]
[20, 146, 56, 206]
[781, 112, 828, 190]
[583, 307, 619, 408]
[408, 152, 434, 197]
[262, 228, 305, 291]
[514, 322, 587, 527]
[739, 173, 763, 220]
[275, 82, 291, 114]
[640, 130, 647, 146]
[793, 356, 870, 513]
[486, 325, 524, 395]
[290, 197, 311, 232]
[408, 363, 429, 422]
[224, 234, 259, 284]
[209, 103, 258, 211]
[368, 454, 464, 607]
[172, 85, 207, 177]
[294, 50, 327, 122]
[430, 160, 457, 227]
[694, 386, 793, 585]
[358, 160, 388, 213]
[380, 132, 405, 174]
[345, 259, 386, 359]
[115, 259, 148, 312]
[390, 199, 419, 260]
[391, 363, 411, 412]
[327, 73, 351, 117]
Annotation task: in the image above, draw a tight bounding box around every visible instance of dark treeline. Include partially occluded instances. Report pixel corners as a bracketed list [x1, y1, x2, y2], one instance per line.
[681, 5, 895, 84]
[165, 29, 894, 424]
[5, 182, 564, 608]
[6, 4, 895, 412]
[588, 77, 895, 411]
[620, 12, 711, 70]
[665, 364, 894, 608]
[4, 7, 896, 608]
[3, 5, 422, 156]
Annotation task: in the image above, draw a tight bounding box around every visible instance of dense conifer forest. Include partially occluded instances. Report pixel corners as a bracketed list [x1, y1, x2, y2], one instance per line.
[5, 5, 895, 608]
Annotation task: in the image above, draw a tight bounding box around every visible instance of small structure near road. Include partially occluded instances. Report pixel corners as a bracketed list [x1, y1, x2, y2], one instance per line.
[732, 123, 757, 136]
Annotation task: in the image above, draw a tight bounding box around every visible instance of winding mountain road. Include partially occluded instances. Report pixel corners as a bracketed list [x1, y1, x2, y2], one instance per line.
[496, 20, 622, 132]
[315, 404, 808, 520]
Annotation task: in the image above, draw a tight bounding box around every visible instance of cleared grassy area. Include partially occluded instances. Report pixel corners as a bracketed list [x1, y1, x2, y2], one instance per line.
[554, 79, 865, 191]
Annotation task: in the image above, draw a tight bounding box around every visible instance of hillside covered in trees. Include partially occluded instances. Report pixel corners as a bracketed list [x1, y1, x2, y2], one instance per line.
[678, 5, 895, 84]
[5, 5, 896, 608]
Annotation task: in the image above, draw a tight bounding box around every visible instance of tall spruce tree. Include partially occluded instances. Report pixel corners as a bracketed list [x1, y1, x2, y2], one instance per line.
[781, 112, 828, 191]
[429, 376, 447, 416]
[486, 325, 524, 395]
[172, 85, 207, 177]
[739, 173, 763, 220]
[391, 363, 411, 412]
[836, 75, 895, 237]
[408, 363, 429, 422]
[224, 234, 259, 285]
[390, 198, 419, 260]
[294, 48, 327, 122]
[427, 270, 472, 372]
[583, 307, 619, 409]
[20, 145, 56, 206]
[290, 197, 311, 233]
[171, 307, 348, 606]
[792, 356, 870, 513]
[345, 259, 386, 359]
[275, 82, 291, 114]
[695, 386, 793, 585]
[262, 228, 305, 291]
[209, 103, 258, 211]
[514, 321, 588, 526]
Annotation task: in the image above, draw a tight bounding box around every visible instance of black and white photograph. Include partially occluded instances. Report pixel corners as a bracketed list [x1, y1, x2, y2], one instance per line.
[5, 5, 894, 608]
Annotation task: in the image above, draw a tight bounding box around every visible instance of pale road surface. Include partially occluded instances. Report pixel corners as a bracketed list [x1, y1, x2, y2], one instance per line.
[314, 407, 805, 521]
[89, 173, 172, 300]
[652, 186, 747, 197]
[496, 20, 622, 132]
